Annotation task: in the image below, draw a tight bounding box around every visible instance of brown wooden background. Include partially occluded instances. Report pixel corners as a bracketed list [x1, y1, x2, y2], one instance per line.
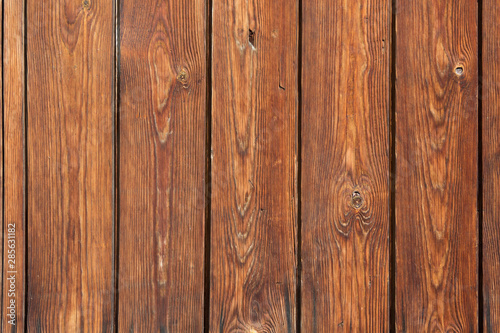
[0, 0, 498, 331]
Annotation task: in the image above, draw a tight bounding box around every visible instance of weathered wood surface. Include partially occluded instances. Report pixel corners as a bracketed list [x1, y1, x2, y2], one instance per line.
[1, 0, 498, 330]
[26, 0, 116, 330]
[483, 0, 500, 330]
[301, 0, 391, 331]
[117, 0, 207, 330]
[2, 0, 25, 330]
[210, 0, 298, 331]
[395, 0, 478, 331]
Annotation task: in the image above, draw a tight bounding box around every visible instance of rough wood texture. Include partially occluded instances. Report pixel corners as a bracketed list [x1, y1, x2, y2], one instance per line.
[117, 0, 207, 330]
[301, 0, 391, 331]
[483, 0, 500, 330]
[2, 0, 26, 330]
[395, 0, 478, 331]
[210, 0, 298, 331]
[27, 0, 115, 330]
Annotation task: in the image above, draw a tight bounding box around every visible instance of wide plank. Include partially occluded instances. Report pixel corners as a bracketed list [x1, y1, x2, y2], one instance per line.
[301, 0, 391, 331]
[395, 0, 478, 331]
[27, 0, 116, 330]
[210, 0, 298, 331]
[2, 0, 26, 330]
[483, 0, 500, 330]
[117, 0, 207, 330]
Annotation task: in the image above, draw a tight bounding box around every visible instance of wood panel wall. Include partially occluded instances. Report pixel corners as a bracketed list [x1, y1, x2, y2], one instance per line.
[0, 0, 495, 331]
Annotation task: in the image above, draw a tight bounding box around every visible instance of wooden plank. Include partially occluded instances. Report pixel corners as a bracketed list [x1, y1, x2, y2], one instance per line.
[301, 0, 391, 331]
[395, 0, 478, 331]
[26, 0, 115, 330]
[483, 0, 500, 330]
[2, 0, 26, 330]
[117, 0, 207, 330]
[210, 0, 298, 331]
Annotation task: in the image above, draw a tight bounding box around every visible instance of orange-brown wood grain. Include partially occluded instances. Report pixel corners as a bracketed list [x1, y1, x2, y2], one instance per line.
[483, 0, 500, 330]
[117, 0, 207, 330]
[26, 0, 116, 330]
[210, 0, 298, 331]
[2, 0, 26, 331]
[301, 0, 391, 331]
[395, 0, 478, 331]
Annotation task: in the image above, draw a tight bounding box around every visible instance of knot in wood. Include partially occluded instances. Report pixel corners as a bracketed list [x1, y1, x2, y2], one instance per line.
[351, 191, 363, 209]
[177, 70, 189, 86]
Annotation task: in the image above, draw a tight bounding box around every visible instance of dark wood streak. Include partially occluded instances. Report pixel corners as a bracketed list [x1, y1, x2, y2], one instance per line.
[301, 0, 391, 331]
[210, 0, 298, 331]
[395, 0, 478, 331]
[118, 0, 206, 330]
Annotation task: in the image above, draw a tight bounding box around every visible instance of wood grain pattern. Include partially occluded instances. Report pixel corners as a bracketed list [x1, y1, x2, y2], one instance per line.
[27, 0, 115, 330]
[395, 0, 478, 331]
[210, 0, 298, 331]
[301, 0, 391, 331]
[483, 0, 500, 330]
[2, 0, 26, 330]
[117, 0, 207, 330]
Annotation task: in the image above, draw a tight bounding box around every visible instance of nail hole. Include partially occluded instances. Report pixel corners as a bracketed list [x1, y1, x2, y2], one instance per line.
[351, 191, 363, 209]
[248, 30, 255, 47]
[455, 66, 464, 75]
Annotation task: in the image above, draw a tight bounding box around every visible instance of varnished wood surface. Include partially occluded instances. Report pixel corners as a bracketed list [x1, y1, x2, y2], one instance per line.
[0, 0, 498, 331]
[118, 0, 207, 330]
[395, 0, 478, 331]
[483, 0, 500, 330]
[301, 0, 391, 331]
[210, 0, 298, 331]
[26, 0, 115, 330]
[2, 0, 25, 331]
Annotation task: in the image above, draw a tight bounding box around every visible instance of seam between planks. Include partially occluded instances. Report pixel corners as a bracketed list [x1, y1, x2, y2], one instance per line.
[297, 0, 303, 330]
[23, 0, 28, 329]
[390, 0, 397, 331]
[203, 0, 213, 330]
[477, 0, 484, 330]
[113, 0, 121, 331]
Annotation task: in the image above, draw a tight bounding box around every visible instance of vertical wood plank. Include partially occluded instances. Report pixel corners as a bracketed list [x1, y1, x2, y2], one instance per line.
[301, 0, 391, 331]
[483, 0, 500, 330]
[395, 0, 478, 331]
[210, 0, 298, 331]
[2, 0, 26, 330]
[27, 0, 115, 330]
[117, 0, 207, 330]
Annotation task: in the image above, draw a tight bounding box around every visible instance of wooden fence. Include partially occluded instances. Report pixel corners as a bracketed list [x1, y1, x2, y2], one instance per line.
[1, 0, 498, 331]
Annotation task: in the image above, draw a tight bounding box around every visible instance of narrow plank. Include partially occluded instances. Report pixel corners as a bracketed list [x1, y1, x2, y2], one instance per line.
[210, 0, 298, 331]
[483, 0, 500, 330]
[27, 0, 115, 330]
[301, 0, 391, 331]
[117, 0, 207, 330]
[395, 0, 478, 331]
[2, 0, 26, 330]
